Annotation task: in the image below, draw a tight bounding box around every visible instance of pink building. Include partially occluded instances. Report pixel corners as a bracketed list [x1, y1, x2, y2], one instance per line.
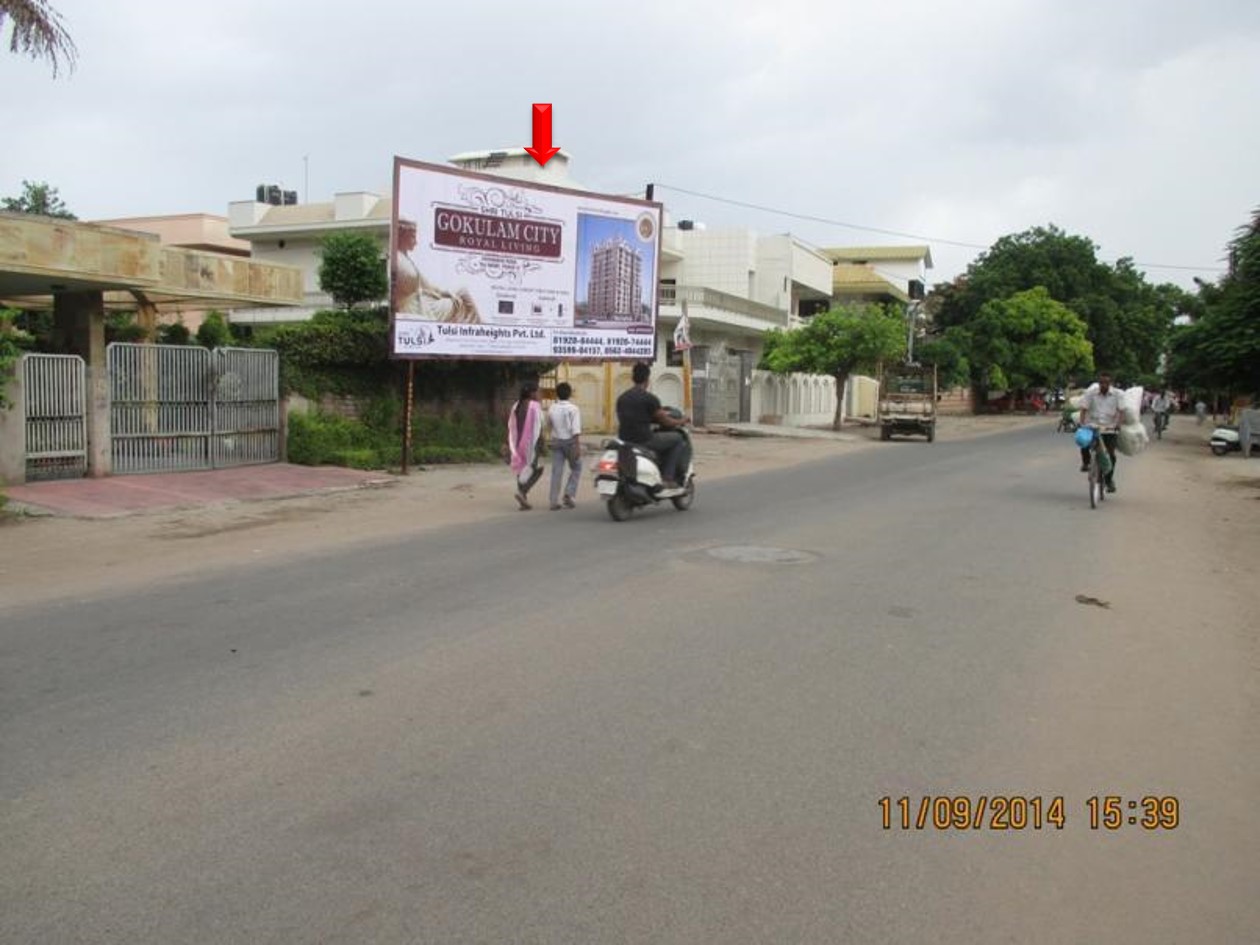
[91, 213, 251, 333]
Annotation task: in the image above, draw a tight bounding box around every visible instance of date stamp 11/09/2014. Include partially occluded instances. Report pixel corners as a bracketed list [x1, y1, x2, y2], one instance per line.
[879, 796, 1180, 832]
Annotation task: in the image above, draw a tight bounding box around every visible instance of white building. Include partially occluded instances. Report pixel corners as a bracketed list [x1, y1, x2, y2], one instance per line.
[226, 150, 578, 323]
[227, 190, 391, 322]
[825, 245, 933, 305]
[223, 150, 909, 427]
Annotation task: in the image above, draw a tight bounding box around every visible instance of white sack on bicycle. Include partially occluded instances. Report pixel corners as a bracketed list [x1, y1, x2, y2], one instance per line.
[1117, 421, 1149, 456]
[1120, 386, 1143, 427]
[1071, 383, 1099, 411]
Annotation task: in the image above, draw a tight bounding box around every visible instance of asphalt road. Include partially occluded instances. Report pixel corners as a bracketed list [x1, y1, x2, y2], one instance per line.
[3, 426, 1257, 944]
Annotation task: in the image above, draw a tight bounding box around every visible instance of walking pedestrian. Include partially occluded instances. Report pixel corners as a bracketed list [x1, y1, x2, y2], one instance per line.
[547, 382, 582, 510]
[507, 381, 544, 510]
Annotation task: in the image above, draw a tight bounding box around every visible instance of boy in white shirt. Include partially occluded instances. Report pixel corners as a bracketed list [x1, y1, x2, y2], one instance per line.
[547, 382, 583, 510]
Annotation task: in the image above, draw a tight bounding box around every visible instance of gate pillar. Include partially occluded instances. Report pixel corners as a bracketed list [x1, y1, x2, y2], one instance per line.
[53, 291, 111, 477]
[0, 359, 25, 485]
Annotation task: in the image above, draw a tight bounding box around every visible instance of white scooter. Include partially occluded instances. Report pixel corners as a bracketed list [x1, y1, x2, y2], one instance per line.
[1209, 425, 1242, 456]
[593, 409, 696, 522]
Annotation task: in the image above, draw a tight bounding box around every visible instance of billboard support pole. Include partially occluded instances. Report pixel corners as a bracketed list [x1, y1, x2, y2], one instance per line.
[603, 361, 614, 432]
[402, 360, 415, 475]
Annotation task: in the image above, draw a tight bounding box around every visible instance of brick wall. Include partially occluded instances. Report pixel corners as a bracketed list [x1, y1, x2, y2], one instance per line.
[936, 386, 975, 415]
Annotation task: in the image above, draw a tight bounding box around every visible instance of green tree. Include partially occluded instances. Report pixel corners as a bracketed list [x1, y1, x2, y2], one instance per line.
[1, 0, 76, 76]
[1167, 207, 1260, 398]
[915, 330, 971, 389]
[960, 287, 1094, 396]
[930, 225, 1178, 382]
[318, 232, 387, 310]
[196, 311, 231, 348]
[1, 179, 76, 218]
[763, 304, 906, 429]
[932, 226, 1108, 330]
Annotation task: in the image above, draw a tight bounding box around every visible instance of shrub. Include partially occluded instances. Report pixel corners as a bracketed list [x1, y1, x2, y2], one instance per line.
[156, 320, 192, 345]
[196, 311, 231, 349]
[287, 410, 390, 467]
[328, 448, 391, 470]
[0, 309, 33, 408]
[286, 402, 504, 470]
[415, 445, 500, 465]
[105, 312, 150, 344]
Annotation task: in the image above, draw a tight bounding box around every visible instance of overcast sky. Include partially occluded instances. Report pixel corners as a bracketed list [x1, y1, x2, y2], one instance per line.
[3, 0, 1257, 290]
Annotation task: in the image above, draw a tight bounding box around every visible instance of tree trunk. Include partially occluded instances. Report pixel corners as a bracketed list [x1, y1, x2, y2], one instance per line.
[832, 371, 849, 430]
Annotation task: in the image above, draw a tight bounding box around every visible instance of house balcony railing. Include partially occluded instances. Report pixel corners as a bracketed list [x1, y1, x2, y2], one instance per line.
[657, 284, 787, 326]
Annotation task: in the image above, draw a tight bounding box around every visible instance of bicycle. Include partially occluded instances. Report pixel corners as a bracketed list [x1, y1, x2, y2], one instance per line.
[1153, 410, 1168, 440]
[1084, 426, 1115, 510]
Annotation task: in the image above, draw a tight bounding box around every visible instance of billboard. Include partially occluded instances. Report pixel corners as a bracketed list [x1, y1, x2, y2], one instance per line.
[390, 157, 662, 361]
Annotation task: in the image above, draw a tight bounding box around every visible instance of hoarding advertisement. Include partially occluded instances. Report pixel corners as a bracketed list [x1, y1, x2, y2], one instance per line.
[391, 157, 662, 360]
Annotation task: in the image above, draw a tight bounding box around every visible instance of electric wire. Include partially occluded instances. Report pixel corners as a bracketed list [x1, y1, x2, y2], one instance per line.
[651, 182, 1226, 275]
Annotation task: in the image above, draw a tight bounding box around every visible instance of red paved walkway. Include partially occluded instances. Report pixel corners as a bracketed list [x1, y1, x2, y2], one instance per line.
[3, 464, 391, 518]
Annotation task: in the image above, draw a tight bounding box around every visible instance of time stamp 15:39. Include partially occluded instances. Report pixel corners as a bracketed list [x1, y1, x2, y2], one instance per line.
[879, 796, 1180, 831]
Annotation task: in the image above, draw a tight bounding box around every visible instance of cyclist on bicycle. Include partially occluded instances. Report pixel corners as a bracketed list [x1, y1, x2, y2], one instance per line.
[1078, 372, 1122, 492]
[1151, 389, 1172, 435]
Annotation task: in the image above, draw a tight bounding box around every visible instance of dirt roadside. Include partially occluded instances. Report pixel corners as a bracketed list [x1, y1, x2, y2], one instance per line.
[0, 414, 1096, 610]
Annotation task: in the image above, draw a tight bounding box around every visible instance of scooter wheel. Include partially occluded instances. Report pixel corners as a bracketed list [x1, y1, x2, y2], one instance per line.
[1210, 444, 1229, 456]
[671, 479, 695, 511]
[607, 492, 632, 521]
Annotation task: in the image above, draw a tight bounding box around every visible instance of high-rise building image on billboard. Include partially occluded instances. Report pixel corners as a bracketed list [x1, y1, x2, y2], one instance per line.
[587, 236, 644, 321]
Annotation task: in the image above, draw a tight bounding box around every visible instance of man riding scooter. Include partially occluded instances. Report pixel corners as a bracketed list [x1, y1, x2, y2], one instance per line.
[615, 362, 691, 488]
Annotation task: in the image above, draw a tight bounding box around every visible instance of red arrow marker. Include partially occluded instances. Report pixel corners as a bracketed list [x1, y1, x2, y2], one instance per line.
[524, 103, 561, 166]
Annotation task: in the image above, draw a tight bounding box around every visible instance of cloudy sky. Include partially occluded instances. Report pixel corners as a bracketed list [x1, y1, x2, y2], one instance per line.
[3, 0, 1257, 290]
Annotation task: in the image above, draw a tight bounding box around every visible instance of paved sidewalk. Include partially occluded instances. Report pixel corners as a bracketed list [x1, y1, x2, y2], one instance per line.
[706, 422, 862, 442]
[0, 415, 1045, 522]
[3, 464, 393, 519]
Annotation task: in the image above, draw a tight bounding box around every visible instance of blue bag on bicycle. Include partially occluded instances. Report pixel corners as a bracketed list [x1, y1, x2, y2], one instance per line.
[1074, 426, 1094, 448]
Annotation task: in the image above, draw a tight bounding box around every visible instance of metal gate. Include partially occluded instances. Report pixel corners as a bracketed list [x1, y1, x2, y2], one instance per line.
[22, 353, 87, 481]
[108, 343, 279, 474]
[212, 347, 280, 468]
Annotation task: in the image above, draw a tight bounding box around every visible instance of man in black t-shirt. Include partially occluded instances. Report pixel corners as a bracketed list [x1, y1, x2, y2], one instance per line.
[616, 362, 691, 488]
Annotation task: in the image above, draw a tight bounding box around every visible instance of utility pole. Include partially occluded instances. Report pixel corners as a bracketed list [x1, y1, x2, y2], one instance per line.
[906, 301, 921, 364]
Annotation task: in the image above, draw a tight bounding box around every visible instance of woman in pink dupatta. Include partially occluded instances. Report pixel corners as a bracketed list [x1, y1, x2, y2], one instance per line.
[507, 381, 544, 509]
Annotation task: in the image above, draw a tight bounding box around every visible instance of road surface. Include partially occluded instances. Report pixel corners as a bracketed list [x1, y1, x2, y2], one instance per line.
[2, 425, 1257, 943]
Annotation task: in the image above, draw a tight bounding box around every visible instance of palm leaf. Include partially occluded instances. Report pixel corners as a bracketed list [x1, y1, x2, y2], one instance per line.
[1, 0, 77, 76]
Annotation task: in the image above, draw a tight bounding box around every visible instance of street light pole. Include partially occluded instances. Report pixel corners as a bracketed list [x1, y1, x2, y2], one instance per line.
[906, 301, 921, 364]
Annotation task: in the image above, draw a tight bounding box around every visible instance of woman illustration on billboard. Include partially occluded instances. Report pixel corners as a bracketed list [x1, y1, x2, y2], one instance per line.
[393, 218, 481, 323]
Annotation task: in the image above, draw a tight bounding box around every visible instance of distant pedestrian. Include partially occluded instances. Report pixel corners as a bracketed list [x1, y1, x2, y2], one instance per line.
[1195, 400, 1208, 425]
[507, 381, 544, 510]
[1151, 389, 1173, 437]
[547, 382, 583, 510]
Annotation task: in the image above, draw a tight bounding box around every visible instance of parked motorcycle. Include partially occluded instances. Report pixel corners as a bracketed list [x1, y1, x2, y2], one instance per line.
[1209, 425, 1242, 456]
[593, 409, 696, 521]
